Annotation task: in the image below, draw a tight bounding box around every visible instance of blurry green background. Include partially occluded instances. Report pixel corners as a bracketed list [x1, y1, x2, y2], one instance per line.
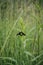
[0, 0, 43, 65]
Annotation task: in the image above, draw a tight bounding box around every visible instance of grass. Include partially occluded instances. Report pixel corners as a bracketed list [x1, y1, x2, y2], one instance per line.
[0, 2, 43, 65]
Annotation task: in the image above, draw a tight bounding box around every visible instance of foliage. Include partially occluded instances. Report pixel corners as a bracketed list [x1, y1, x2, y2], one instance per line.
[0, 0, 43, 65]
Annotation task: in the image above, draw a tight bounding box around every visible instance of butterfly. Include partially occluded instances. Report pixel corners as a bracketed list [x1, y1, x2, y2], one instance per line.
[17, 31, 26, 36]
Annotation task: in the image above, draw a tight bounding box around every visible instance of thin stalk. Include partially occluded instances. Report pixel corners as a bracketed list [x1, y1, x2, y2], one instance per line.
[37, 22, 40, 55]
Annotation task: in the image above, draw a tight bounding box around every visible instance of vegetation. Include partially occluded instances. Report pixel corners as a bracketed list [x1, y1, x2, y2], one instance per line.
[0, 0, 43, 65]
